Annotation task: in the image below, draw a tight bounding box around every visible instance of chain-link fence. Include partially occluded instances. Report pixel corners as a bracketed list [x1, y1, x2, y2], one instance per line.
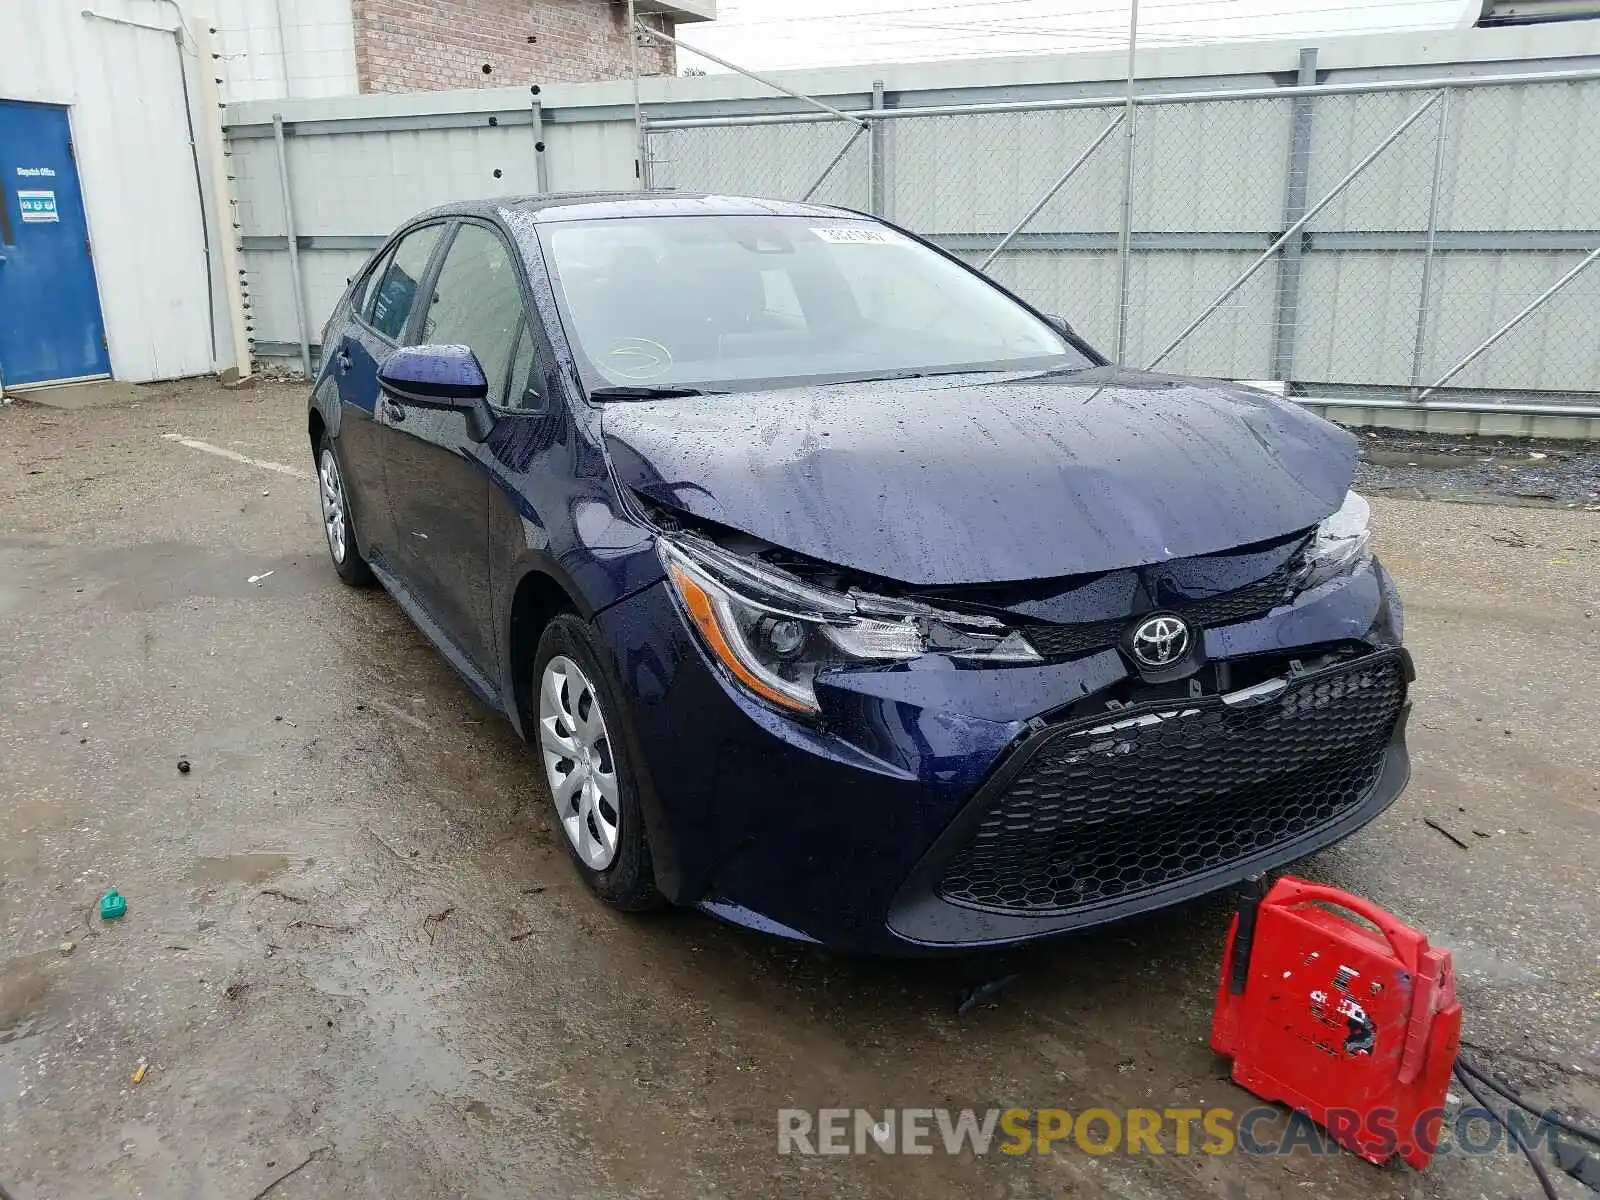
[644, 67, 1600, 406]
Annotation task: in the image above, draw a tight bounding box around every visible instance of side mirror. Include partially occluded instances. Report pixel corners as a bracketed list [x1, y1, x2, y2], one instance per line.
[378, 344, 496, 442]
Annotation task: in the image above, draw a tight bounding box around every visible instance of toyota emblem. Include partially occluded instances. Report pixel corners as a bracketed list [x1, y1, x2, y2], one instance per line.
[1129, 615, 1191, 669]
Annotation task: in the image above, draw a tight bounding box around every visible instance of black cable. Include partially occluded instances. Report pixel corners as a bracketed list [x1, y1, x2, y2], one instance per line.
[171, 31, 219, 372]
[1458, 1057, 1600, 1147]
[1454, 1063, 1560, 1200]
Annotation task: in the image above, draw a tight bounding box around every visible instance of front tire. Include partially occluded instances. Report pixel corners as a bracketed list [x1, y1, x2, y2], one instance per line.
[317, 433, 375, 588]
[532, 615, 663, 912]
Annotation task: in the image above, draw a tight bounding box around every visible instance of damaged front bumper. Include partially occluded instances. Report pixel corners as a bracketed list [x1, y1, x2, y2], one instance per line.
[592, 556, 1410, 953]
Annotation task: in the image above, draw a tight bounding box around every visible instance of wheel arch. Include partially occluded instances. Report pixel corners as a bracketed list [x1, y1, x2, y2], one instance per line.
[505, 567, 585, 738]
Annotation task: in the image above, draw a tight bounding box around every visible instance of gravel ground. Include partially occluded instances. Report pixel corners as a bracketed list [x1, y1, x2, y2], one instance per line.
[1354, 427, 1600, 509]
[1, 379, 1597, 1200]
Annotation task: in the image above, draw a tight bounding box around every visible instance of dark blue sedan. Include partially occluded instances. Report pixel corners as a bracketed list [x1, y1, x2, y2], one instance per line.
[308, 192, 1410, 953]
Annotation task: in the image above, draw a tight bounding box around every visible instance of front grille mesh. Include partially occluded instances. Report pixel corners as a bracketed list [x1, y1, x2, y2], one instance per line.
[1020, 562, 1298, 661]
[936, 653, 1407, 916]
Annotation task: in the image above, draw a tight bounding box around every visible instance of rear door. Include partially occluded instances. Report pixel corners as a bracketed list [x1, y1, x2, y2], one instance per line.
[382, 220, 529, 676]
[329, 222, 447, 566]
[0, 100, 110, 388]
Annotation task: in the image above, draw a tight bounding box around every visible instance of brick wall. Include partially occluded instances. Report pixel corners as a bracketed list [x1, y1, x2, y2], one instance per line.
[352, 0, 675, 93]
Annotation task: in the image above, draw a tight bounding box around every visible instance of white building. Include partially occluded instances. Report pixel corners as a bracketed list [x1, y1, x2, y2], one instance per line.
[0, 0, 711, 391]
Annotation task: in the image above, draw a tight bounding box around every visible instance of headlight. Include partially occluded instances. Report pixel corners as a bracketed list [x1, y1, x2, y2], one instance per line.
[659, 535, 1040, 714]
[1299, 490, 1372, 592]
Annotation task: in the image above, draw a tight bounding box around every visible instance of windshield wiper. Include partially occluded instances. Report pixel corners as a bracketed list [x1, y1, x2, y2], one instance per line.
[589, 385, 715, 400]
[1013, 363, 1102, 382]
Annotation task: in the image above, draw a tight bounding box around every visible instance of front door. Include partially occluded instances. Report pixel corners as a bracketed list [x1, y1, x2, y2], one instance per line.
[382, 220, 529, 678]
[332, 221, 448, 565]
[0, 100, 110, 388]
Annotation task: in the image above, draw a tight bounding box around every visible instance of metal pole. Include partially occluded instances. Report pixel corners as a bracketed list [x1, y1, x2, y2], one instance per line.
[979, 112, 1124, 271]
[1269, 47, 1319, 385]
[1112, 0, 1139, 365]
[868, 80, 886, 215]
[271, 113, 311, 379]
[1147, 89, 1445, 371]
[1418, 243, 1600, 399]
[636, 23, 867, 129]
[629, 0, 645, 188]
[801, 124, 869, 202]
[1409, 88, 1452, 392]
[531, 98, 549, 194]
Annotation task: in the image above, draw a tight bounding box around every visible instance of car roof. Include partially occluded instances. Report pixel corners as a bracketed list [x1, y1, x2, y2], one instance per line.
[409, 192, 863, 226]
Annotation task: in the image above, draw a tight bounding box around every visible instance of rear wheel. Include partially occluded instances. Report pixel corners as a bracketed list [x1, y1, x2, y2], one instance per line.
[317, 433, 375, 587]
[533, 615, 663, 911]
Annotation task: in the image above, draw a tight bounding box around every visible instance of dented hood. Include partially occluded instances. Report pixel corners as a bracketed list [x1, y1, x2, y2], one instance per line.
[601, 369, 1357, 587]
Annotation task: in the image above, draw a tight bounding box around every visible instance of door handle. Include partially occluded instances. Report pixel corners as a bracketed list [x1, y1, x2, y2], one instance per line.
[382, 397, 406, 423]
[336, 349, 352, 372]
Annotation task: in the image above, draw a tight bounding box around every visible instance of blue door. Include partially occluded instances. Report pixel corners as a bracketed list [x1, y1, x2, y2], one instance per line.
[0, 100, 110, 388]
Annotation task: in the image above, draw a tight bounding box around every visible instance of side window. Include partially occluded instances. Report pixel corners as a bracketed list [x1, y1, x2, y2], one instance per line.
[505, 320, 540, 410]
[421, 223, 527, 408]
[350, 246, 393, 319]
[365, 224, 444, 340]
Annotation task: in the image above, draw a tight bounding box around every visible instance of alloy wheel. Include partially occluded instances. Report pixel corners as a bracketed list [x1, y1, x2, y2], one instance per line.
[538, 655, 621, 871]
[319, 447, 347, 565]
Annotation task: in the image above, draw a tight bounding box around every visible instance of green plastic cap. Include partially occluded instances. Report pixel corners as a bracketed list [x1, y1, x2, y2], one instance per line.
[99, 890, 127, 920]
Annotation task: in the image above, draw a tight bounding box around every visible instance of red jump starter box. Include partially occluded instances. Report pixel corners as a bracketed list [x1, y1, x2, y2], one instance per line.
[1211, 876, 1461, 1170]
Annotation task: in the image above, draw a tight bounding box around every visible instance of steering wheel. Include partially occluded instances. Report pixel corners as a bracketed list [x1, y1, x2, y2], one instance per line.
[603, 338, 675, 380]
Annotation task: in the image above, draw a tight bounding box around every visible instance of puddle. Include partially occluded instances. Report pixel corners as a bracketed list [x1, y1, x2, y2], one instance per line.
[192, 853, 291, 888]
[0, 950, 59, 1039]
[72, 542, 321, 612]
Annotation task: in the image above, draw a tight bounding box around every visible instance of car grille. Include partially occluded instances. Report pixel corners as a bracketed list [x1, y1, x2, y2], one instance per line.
[1020, 561, 1298, 661]
[935, 652, 1407, 916]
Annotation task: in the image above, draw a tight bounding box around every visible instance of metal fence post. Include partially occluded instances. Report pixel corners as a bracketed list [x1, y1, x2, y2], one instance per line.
[1409, 88, 1451, 393]
[629, 0, 646, 189]
[1269, 47, 1319, 385]
[271, 113, 311, 379]
[1111, 0, 1141, 365]
[531, 98, 549, 193]
[869, 80, 886, 216]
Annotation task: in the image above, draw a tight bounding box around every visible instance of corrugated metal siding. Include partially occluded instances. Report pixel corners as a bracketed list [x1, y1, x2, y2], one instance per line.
[652, 122, 871, 209]
[224, 28, 1600, 400]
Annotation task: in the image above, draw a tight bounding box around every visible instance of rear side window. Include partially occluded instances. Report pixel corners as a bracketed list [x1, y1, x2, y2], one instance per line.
[364, 224, 444, 340]
[350, 246, 393, 319]
[419, 222, 527, 407]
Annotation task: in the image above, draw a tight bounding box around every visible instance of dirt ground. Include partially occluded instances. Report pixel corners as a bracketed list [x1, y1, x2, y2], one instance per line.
[2, 379, 1597, 1200]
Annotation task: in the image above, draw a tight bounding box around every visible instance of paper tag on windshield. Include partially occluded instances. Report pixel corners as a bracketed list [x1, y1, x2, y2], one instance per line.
[811, 226, 895, 245]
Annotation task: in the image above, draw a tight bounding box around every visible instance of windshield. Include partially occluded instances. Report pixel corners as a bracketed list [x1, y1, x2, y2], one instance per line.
[535, 214, 1091, 394]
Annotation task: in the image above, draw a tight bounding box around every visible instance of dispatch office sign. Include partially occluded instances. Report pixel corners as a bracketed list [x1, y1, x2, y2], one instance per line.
[17, 189, 59, 223]
[16, 165, 59, 223]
